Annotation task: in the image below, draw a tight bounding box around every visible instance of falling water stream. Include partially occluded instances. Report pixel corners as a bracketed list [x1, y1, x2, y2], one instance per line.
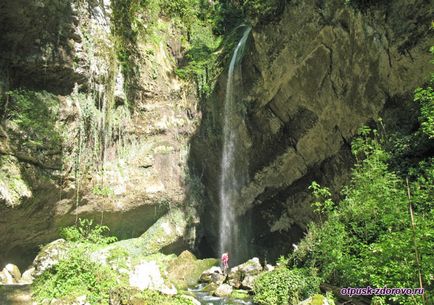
[188, 27, 255, 305]
[219, 26, 251, 264]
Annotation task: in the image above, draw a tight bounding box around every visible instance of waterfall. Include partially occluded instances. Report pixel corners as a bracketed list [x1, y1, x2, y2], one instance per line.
[219, 26, 251, 264]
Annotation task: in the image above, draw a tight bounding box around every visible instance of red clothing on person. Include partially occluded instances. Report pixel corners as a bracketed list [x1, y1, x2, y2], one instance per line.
[221, 253, 229, 270]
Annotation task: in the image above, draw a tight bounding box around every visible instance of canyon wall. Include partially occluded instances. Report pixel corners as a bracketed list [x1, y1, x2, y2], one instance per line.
[0, 0, 200, 268]
[191, 0, 433, 260]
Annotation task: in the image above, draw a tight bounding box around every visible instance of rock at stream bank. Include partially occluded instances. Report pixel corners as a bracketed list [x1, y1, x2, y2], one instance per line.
[298, 294, 332, 305]
[214, 284, 233, 297]
[167, 250, 218, 289]
[228, 257, 263, 289]
[199, 266, 226, 285]
[129, 261, 177, 295]
[199, 257, 272, 296]
[109, 287, 202, 305]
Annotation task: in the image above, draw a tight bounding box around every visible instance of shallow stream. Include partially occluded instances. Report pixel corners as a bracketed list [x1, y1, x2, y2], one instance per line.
[189, 284, 255, 305]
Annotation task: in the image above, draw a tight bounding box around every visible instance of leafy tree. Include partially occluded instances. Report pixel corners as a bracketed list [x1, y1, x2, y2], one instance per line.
[291, 127, 433, 305]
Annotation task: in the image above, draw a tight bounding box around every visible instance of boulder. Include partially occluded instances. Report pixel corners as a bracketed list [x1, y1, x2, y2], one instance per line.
[230, 289, 250, 300]
[129, 261, 176, 295]
[4, 264, 21, 282]
[180, 295, 201, 305]
[241, 274, 257, 290]
[227, 268, 242, 288]
[298, 294, 330, 305]
[265, 264, 275, 272]
[167, 250, 218, 289]
[20, 267, 35, 284]
[96, 208, 191, 263]
[238, 257, 263, 275]
[214, 284, 233, 297]
[0, 268, 14, 284]
[32, 239, 68, 276]
[202, 282, 219, 293]
[200, 266, 226, 285]
[228, 257, 263, 289]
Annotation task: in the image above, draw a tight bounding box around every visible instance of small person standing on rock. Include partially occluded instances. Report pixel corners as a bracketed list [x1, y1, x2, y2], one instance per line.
[221, 252, 229, 274]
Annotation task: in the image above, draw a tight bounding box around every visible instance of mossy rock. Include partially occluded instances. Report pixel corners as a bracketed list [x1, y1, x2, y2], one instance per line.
[202, 283, 219, 293]
[311, 294, 327, 305]
[97, 208, 190, 263]
[139, 252, 177, 271]
[111, 208, 188, 258]
[298, 294, 330, 305]
[167, 250, 218, 289]
[110, 287, 196, 305]
[230, 289, 250, 300]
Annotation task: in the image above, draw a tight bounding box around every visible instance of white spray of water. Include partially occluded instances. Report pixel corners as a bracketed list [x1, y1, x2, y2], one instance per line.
[219, 27, 251, 262]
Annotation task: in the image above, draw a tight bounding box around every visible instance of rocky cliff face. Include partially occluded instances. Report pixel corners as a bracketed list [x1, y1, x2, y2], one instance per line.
[191, 0, 433, 260]
[0, 0, 200, 268]
[0, 0, 432, 268]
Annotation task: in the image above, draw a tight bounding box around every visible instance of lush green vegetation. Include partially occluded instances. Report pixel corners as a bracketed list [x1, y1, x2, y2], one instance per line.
[344, 0, 388, 9]
[253, 264, 321, 305]
[4, 89, 62, 151]
[112, 288, 196, 305]
[32, 219, 119, 304]
[241, 0, 285, 23]
[110, 0, 286, 99]
[32, 219, 199, 305]
[290, 130, 433, 305]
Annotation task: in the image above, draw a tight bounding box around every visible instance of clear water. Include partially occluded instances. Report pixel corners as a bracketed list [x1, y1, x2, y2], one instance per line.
[189, 284, 255, 305]
[219, 26, 252, 264]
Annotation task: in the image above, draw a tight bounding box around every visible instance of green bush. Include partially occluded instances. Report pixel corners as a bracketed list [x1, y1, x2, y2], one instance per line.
[33, 247, 117, 304]
[253, 267, 320, 305]
[292, 127, 433, 305]
[242, 0, 286, 23]
[176, 19, 221, 97]
[60, 218, 117, 245]
[33, 219, 119, 304]
[160, 0, 200, 29]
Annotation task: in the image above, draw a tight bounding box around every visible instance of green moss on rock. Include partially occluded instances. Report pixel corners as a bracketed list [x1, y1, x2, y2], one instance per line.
[167, 250, 218, 289]
[230, 289, 250, 300]
[110, 287, 196, 305]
